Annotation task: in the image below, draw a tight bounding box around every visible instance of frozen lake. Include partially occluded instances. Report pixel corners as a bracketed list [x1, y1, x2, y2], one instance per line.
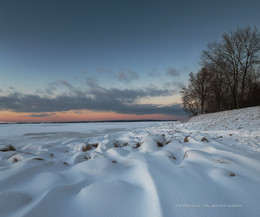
[0, 122, 160, 140]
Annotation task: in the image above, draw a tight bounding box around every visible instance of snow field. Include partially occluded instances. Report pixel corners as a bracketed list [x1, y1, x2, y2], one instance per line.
[0, 106, 260, 217]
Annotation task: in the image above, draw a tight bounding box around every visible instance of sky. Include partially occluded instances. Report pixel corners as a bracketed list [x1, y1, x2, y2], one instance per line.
[0, 0, 260, 122]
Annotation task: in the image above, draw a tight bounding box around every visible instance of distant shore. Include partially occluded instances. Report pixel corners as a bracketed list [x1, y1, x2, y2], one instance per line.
[0, 119, 179, 125]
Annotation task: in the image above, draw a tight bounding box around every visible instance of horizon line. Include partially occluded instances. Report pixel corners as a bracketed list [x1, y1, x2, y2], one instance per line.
[0, 119, 183, 124]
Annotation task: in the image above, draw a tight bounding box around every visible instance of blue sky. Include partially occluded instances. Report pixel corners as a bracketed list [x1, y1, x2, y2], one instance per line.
[0, 0, 260, 121]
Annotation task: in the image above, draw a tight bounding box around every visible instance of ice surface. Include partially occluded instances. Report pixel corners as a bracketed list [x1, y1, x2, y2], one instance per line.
[0, 107, 260, 217]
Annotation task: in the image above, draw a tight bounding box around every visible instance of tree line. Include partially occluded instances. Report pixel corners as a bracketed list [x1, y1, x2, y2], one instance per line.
[181, 26, 260, 116]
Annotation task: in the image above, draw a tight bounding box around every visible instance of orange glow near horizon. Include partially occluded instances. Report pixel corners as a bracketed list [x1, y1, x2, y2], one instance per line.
[0, 110, 187, 123]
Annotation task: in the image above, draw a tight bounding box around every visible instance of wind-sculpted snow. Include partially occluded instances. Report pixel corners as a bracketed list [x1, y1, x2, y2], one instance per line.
[0, 107, 260, 217]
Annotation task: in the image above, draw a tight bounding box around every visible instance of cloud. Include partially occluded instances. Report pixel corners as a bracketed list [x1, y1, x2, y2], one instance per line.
[164, 80, 185, 89]
[28, 113, 56, 117]
[0, 82, 185, 116]
[58, 80, 74, 89]
[166, 66, 180, 77]
[85, 77, 99, 89]
[36, 81, 61, 96]
[97, 67, 139, 82]
[117, 69, 138, 82]
[9, 86, 15, 90]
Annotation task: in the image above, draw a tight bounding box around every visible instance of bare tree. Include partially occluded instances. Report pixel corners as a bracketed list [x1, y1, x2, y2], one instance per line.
[191, 68, 211, 114]
[181, 26, 260, 116]
[204, 65, 228, 112]
[181, 69, 211, 115]
[202, 26, 260, 109]
[181, 86, 200, 116]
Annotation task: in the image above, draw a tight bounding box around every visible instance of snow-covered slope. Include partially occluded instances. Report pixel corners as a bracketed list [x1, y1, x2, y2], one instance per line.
[185, 106, 259, 131]
[0, 107, 259, 217]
